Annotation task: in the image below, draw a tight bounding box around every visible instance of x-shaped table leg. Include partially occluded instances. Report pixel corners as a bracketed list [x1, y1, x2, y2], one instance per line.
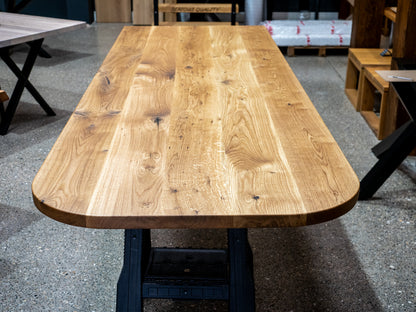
[359, 81, 416, 200]
[0, 38, 56, 135]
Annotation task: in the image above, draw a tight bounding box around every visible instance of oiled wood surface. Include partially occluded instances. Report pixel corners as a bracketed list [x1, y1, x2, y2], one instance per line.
[32, 26, 359, 229]
[348, 49, 392, 68]
[0, 12, 86, 48]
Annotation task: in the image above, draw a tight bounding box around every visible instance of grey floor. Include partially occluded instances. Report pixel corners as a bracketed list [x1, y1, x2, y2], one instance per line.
[0, 23, 415, 312]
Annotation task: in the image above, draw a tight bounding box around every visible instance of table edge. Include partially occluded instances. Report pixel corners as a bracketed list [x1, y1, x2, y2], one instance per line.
[32, 186, 359, 229]
[0, 18, 87, 48]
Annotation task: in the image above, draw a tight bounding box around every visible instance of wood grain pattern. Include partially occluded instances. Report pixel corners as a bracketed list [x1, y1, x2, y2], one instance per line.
[348, 49, 392, 68]
[0, 12, 86, 48]
[132, 0, 153, 25]
[350, 0, 384, 48]
[392, 0, 416, 62]
[95, 0, 132, 23]
[32, 26, 359, 229]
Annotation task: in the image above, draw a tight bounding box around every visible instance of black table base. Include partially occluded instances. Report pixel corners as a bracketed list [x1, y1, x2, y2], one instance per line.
[116, 229, 255, 312]
[0, 38, 55, 135]
[360, 81, 416, 200]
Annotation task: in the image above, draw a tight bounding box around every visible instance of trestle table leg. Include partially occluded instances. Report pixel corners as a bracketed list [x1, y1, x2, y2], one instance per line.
[116, 229, 151, 312]
[228, 229, 255, 312]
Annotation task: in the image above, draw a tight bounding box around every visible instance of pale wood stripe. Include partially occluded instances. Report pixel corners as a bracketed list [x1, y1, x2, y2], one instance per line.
[164, 26, 235, 220]
[32, 27, 151, 226]
[208, 26, 306, 226]
[85, 27, 178, 222]
[239, 27, 359, 221]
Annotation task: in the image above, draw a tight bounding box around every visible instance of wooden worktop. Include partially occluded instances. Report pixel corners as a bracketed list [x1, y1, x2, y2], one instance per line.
[32, 26, 359, 229]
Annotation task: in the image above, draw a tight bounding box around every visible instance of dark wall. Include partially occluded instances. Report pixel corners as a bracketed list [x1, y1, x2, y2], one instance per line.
[0, 0, 93, 23]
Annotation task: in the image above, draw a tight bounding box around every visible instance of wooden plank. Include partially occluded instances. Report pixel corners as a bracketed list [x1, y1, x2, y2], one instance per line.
[32, 27, 152, 227]
[376, 70, 416, 82]
[0, 90, 9, 102]
[339, 0, 353, 19]
[384, 7, 397, 22]
[32, 26, 359, 229]
[95, 0, 131, 23]
[348, 49, 392, 68]
[158, 3, 237, 13]
[238, 26, 359, 226]
[384, 0, 416, 142]
[392, 0, 416, 61]
[379, 84, 400, 139]
[209, 26, 307, 226]
[350, 0, 384, 48]
[86, 27, 180, 223]
[164, 0, 177, 23]
[0, 12, 86, 48]
[132, 0, 153, 25]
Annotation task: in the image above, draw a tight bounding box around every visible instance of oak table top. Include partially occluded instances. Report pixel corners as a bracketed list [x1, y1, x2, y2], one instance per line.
[0, 12, 86, 48]
[32, 26, 359, 229]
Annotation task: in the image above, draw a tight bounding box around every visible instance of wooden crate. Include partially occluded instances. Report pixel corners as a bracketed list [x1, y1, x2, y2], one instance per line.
[345, 48, 392, 110]
[358, 66, 395, 139]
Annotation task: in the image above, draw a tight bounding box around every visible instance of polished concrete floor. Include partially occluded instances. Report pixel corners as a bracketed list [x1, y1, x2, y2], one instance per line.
[0, 23, 415, 312]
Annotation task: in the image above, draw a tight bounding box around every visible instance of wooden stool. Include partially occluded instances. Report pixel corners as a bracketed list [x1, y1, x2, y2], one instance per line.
[345, 48, 392, 110]
[358, 66, 396, 139]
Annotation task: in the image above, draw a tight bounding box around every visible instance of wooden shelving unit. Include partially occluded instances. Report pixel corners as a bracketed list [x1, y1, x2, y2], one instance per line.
[358, 66, 394, 139]
[347, 0, 416, 140]
[345, 49, 392, 110]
